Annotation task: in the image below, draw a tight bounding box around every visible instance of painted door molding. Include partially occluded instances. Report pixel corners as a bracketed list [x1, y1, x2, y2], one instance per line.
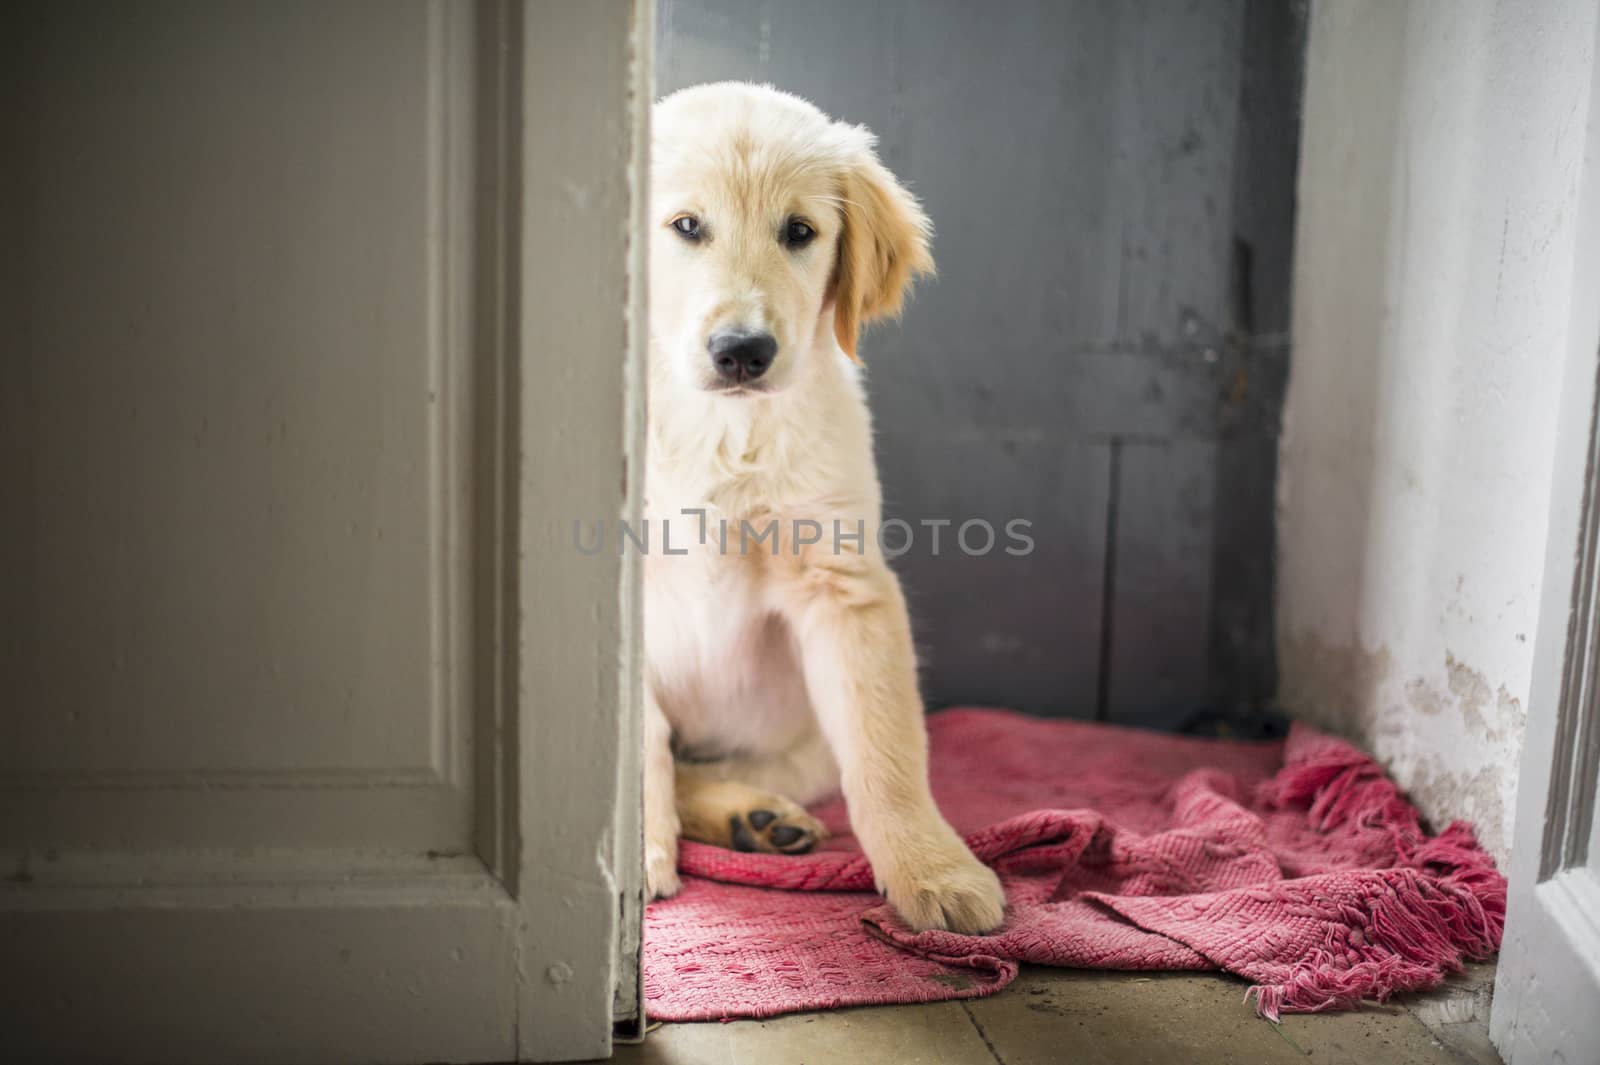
[1491, 9, 1600, 1061]
[0, 2, 647, 1062]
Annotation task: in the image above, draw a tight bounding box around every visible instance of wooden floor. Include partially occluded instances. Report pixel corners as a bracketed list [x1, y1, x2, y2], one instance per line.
[605, 964, 1501, 1065]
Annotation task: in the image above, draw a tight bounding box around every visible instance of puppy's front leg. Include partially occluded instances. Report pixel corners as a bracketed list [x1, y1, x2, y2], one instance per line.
[643, 684, 682, 898]
[785, 559, 1004, 934]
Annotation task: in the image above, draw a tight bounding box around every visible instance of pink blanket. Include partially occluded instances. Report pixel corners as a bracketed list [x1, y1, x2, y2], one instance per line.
[643, 709, 1504, 1022]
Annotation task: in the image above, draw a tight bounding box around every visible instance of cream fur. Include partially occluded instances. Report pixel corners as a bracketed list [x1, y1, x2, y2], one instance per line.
[643, 83, 1004, 935]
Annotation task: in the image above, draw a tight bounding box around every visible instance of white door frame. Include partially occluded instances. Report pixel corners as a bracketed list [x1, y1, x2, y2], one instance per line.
[513, 0, 650, 1053]
[1491, 9, 1600, 1060]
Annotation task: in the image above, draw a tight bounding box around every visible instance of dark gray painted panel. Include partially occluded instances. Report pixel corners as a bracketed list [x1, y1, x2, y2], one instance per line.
[1206, 0, 1308, 711]
[656, 1, 1301, 724]
[880, 436, 1110, 716]
[1105, 440, 1215, 726]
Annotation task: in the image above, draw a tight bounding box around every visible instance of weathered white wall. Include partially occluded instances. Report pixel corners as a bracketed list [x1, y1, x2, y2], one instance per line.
[1279, 0, 1600, 860]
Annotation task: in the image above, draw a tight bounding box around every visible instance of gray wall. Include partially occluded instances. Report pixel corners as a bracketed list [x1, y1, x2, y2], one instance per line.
[656, 0, 1302, 726]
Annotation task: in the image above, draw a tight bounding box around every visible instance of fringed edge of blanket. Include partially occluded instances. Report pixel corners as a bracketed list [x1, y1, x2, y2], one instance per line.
[1245, 730, 1506, 1020]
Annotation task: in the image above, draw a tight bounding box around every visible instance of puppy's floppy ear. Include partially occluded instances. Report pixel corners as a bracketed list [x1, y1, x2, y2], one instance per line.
[830, 142, 935, 361]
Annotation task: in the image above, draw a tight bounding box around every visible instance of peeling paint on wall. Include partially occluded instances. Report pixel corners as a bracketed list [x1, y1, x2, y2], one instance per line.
[1407, 759, 1509, 859]
[1279, 634, 1523, 857]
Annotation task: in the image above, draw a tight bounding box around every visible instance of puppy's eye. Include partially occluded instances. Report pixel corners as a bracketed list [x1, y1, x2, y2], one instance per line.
[670, 215, 702, 241]
[783, 219, 815, 248]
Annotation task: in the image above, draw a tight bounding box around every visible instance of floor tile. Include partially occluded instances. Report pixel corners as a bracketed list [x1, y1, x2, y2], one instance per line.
[603, 965, 1502, 1065]
[612, 999, 998, 1065]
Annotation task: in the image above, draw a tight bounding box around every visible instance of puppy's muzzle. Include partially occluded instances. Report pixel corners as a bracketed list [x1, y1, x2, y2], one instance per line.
[708, 330, 777, 385]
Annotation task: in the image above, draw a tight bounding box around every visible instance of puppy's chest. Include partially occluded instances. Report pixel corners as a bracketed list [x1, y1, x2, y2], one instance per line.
[646, 472, 831, 563]
[648, 408, 859, 526]
[651, 464, 814, 522]
[644, 541, 809, 754]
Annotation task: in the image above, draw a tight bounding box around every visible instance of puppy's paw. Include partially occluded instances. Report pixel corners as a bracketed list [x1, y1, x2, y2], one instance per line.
[727, 799, 828, 855]
[884, 846, 1005, 935]
[678, 778, 827, 855]
[644, 830, 681, 899]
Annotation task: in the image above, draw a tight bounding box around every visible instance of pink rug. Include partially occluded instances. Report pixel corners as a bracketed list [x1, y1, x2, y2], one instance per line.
[644, 708, 1504, 1022]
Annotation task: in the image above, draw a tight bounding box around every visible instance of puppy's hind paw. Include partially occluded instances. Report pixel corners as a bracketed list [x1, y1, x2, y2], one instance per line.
[728, 802, 827, 855]
[678, 778, 828, 856]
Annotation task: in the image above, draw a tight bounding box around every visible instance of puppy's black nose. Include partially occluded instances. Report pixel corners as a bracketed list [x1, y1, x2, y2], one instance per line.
[708, 330, 778, 383]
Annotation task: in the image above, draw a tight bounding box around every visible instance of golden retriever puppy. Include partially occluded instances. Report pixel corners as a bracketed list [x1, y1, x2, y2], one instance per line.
[643, 82, 1005, 934]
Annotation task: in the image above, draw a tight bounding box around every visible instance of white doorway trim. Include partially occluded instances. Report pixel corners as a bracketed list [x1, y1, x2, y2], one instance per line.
[512, 0, 651, 1052]
[1491, 9, 1600, 1061]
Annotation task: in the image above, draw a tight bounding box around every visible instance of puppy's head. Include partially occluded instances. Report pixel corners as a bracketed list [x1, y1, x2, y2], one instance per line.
[650, 83, 933, 397]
